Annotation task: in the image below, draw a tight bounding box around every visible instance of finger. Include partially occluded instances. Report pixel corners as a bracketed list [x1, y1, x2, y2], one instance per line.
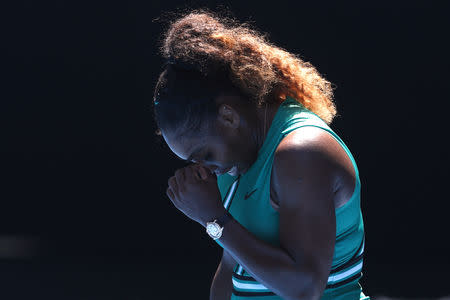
[174, 168, 185, 192]
[168, 176, 178, 193]
[207, 167, 217, 181]
[166, 186, 174, 201]
[194, 164, 209, 180]
[198, 166, 208, 180]
[193, 164, 205, 180]
[185, 165, 198, 182]
[166, 187, 181, 210]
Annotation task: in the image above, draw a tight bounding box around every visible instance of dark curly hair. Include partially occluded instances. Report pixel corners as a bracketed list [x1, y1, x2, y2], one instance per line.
[153, 8, 337, 137]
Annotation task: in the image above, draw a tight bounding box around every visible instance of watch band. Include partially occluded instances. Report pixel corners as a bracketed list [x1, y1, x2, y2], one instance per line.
[215, 210, 233, 227]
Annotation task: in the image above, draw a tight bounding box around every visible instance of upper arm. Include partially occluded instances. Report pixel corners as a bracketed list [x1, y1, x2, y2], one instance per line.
[272, 127, 346, 295]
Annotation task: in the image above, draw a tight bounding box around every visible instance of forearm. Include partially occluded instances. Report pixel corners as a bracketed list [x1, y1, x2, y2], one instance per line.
[216, 218, 317, 300]
[210, 260, 232, 300]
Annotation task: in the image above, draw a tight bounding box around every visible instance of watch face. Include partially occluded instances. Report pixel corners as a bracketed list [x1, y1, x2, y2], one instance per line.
[206, 223, 221, 237]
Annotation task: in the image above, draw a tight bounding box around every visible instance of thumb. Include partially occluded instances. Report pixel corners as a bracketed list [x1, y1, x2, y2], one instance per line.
[202, 166, 217, 181]
[208, 168, 217, 180]
[198, 165, 210, 180]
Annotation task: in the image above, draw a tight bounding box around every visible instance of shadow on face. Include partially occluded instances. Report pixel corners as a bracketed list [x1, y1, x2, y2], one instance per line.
[161, 95, 260, 176]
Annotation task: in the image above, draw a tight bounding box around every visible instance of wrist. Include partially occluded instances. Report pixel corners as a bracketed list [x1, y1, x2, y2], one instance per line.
[205, 210, 233, 240]
[202, 208, 227, 228]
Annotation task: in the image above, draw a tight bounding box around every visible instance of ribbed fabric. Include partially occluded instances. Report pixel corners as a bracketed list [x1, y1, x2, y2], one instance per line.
[214, 96, 369, 299]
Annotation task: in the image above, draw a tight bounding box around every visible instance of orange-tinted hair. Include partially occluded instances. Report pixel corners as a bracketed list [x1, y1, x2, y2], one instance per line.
[157, 8, 337, 124]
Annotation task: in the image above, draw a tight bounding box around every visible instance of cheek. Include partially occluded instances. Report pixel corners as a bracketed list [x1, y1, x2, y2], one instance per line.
[221, 142, 244, 165]
[212, 134, 247, 167]
[211, 140, 236, 166]
[228, 138, 257, 168]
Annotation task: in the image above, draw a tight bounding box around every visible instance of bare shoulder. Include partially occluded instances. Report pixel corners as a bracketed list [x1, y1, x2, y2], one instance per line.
[272, 126, 356, 208]
[276, 126, 346, 158]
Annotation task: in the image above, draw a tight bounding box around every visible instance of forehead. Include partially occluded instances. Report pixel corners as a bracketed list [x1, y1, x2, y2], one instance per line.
[162, 129, 208, 161]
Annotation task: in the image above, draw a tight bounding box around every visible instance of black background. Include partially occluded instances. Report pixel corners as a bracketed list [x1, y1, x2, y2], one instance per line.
[1, 1, 449, 299]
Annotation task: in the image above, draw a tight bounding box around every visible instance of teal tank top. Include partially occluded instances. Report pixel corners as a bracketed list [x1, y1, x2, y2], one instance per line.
[214, 96, 370, 300]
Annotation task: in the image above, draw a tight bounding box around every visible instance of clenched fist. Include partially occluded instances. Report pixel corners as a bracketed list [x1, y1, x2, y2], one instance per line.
[166, 164, 226, 227]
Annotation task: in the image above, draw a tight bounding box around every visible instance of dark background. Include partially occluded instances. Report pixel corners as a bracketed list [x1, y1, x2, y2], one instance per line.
[1, 1, 449, 299]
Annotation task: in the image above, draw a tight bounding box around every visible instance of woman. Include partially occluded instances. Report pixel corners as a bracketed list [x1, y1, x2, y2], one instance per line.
[153, 9, 370, 300]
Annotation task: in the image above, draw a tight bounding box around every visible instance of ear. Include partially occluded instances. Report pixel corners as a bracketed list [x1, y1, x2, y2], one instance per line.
[217, 104, 240, 130]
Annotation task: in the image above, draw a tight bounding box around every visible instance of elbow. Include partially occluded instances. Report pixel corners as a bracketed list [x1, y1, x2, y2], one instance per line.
[285, 273, 324, 300]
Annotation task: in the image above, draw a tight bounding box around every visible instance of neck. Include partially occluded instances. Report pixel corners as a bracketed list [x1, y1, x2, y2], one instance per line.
[253, 101, 280, 152]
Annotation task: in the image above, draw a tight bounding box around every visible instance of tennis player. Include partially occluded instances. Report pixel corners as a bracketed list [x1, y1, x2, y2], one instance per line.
[154, 9, 370, 300]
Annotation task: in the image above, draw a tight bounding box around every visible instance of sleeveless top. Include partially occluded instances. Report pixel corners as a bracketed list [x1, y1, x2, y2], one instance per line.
[214, 96, 370, 300]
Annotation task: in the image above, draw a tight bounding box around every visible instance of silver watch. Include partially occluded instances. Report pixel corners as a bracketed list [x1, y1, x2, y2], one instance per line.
[206, 211, 233, 240]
